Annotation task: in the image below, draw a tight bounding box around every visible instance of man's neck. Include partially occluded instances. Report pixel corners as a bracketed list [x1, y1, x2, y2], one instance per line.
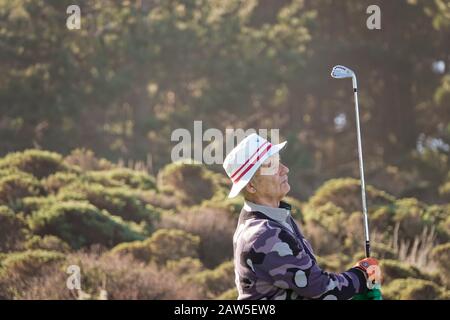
[247, 197, 280, 208]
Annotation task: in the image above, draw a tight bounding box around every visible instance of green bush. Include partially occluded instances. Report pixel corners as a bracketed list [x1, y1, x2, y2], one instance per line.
[431, 243, 450, 286]
[431, 243, 450, 269]
[187, 260, 235, 299]
[157, 161, 218, 206]
[302, 218, 344, 256]
[383, 278, 446, 300]
[19, 196, 56, 216]
[283, 196, 304, 221]
[110, 240, 152, 262]
[315, 254, 345, 272]
[425, 205, 450, 243]
[438, 172, 450, 201]
[216, 288, 238, 300]
[0, 250, 65, 278]
[0, 149, 68, 179]
[29, 201, 145, 249]
[42, 172, 80, 193]
[353, 243, 397, 261]
[0, 167, 23, 179]
[0, 171, 43, 206]
[111, 229, 201, 266]
[24, 235, 70, 253]
[202, 193, 244, 216]
[63, 148, 115, 171]
[393, 198, 429, 240]
[158, 207, 236, 268]
[147, 229, 200, 265]
[307, 178, 395, 214]
[166, 257, 205, 278]
[368, 197, 436, 241]
[371, 206, 395, 232]
[442, 215, 450, 238]
[303, 202, 347, 238]
[57, 183, 159, 226]
[379, 260, 424, 284]
[0, 205, 27, 252]
[88, 168, 156, 190]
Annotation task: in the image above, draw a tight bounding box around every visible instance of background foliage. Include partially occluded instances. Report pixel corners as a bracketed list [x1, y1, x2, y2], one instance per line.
[0, 0, 449, 299]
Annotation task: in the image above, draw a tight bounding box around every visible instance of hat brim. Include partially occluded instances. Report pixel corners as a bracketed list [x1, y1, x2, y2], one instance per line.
[227, 141, 287, 198]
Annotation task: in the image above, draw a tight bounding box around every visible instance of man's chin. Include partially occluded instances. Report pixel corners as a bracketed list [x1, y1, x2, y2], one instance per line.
[282, 183, 291, 196]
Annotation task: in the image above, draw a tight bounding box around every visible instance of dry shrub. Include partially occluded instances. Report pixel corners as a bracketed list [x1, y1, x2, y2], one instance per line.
[158, 206, 237, 268]
[64, 148, 115, 171]
[0, 250, 66, 299]
[18, 251, 203, 300]
[186, 260, 235, 299]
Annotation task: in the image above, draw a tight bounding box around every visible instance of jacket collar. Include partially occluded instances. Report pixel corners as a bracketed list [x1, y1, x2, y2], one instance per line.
[243, 200, 291, 223]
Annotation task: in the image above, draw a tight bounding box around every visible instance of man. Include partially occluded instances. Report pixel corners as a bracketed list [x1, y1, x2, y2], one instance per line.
[223, 133, 380, 300]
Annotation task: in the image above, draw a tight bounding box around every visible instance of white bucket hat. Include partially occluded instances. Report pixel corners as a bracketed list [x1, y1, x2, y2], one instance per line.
[223, 133, 287, 198]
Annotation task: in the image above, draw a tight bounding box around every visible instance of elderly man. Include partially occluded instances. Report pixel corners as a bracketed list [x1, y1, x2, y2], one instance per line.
[223, 133, 380, 300]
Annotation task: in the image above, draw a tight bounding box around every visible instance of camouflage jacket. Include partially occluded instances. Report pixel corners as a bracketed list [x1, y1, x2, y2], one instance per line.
[233, 200, 368, 300]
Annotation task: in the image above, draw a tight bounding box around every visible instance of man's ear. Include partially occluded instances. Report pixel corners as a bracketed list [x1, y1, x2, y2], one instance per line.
[245, 181, 257, 194]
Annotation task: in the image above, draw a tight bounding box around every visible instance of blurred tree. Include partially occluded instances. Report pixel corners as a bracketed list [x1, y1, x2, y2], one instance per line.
[0, 0, 449, 202]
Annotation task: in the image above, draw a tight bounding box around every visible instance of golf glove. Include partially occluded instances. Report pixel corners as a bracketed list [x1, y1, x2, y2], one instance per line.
[354, 257, 382, 288]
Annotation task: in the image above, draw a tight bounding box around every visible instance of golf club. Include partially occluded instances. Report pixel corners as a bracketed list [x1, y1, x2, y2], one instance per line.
[331, 65, 370, 258]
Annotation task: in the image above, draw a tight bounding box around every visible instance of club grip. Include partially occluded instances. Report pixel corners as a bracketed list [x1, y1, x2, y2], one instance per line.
[365, 241, 371, 258]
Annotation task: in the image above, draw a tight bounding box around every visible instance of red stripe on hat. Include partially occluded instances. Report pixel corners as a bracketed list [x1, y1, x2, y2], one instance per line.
[232, 144, 272, 183]
[230, 141, 269, 179]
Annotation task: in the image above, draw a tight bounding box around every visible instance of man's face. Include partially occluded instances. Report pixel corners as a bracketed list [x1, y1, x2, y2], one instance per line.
[248, 154, 290, 201]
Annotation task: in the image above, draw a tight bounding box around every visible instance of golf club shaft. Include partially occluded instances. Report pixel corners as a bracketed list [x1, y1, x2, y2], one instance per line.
[353, 80, 371, 258]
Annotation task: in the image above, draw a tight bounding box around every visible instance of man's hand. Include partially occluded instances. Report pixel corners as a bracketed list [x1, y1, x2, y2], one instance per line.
[354, 257, 382, 288]
[352, 258, 383, 300]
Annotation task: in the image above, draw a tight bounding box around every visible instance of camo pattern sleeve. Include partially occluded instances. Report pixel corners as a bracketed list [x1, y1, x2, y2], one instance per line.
[234, 214, 368, 300]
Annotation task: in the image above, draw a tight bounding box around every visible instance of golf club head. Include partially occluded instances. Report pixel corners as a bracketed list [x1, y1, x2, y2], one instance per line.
[331, 65, 357, 89]
[331, 65, 355, 79]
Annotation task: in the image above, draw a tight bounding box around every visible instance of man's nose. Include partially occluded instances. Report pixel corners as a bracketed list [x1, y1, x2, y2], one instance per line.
[280, 163, 289, 174]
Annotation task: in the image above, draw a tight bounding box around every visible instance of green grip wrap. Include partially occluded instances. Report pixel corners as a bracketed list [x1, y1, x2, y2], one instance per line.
[352, 287, 383, 300]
